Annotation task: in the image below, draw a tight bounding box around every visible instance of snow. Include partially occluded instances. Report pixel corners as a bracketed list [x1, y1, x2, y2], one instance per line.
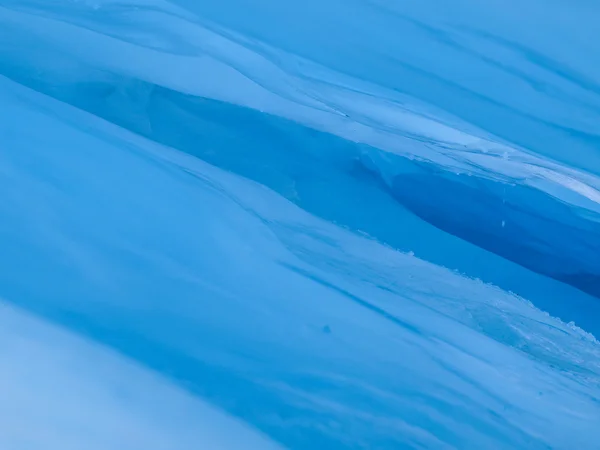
[1, 0, 600, 448]
[0, 302, 283, 450]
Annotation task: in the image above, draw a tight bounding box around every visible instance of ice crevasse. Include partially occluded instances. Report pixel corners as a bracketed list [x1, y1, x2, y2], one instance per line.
[0, 0, 600, 449]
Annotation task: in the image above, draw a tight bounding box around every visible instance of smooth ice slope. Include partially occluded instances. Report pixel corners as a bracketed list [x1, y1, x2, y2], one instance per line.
[2, 0, 600, 448]
[0, 302, 282, 450]
[1, 74, 600, 448]
[1, 0, 599, 298]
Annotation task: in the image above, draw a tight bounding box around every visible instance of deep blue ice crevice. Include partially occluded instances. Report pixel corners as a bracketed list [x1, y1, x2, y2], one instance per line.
[3, 1, 600, 448]
[1, 0, 600, 311]
[1, 75, 600, 449]
[358, 150, 600, 298]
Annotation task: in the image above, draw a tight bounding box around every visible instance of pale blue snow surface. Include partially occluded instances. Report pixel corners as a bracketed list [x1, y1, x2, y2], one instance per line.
[0, 302, 283, 450]
[1, 0, 600, 449]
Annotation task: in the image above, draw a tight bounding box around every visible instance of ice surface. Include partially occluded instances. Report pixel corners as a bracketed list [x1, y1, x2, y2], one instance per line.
[0, 302, 282, 450]
[1, 0, 600, 448]
[1, 0, 599, 298]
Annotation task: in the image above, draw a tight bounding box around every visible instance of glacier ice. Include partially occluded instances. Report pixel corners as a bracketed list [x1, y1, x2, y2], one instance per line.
[1, 0, 600, 449]
[0, 302, 283, 450]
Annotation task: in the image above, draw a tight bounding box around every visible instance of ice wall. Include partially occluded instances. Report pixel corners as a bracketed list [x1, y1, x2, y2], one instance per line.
[1, 0, 599, 304]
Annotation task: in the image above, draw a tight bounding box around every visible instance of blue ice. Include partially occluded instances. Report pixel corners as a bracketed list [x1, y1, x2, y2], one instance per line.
[0, 0, 599, 448]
